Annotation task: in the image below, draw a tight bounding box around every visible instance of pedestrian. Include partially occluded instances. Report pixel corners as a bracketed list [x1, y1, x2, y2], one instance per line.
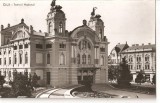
[136, 94, 139, 98]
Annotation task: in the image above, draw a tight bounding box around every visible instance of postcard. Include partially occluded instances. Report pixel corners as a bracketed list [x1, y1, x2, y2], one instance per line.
[0, 0, 156, 102]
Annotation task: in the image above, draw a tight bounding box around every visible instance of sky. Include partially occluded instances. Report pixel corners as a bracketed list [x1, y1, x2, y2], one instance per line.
[0, 0, 155, 53]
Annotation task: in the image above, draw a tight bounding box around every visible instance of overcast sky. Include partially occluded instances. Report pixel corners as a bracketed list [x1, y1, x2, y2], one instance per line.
[0, 0, 155, 53]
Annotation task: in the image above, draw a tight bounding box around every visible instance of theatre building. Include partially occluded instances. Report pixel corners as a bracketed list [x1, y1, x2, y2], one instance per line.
[0, 1, 109, 86]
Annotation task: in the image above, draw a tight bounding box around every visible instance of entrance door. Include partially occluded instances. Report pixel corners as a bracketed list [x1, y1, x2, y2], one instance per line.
[46, 72, 50, 85]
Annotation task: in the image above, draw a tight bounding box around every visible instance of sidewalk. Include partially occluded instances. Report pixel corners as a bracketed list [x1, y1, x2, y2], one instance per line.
[92, 84, 156, 98]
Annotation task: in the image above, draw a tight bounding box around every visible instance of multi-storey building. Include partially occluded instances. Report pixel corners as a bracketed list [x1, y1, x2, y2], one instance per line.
[108, 43, 129, 68]
[0, 0, 109, 86]
[120, 43, 156, 82]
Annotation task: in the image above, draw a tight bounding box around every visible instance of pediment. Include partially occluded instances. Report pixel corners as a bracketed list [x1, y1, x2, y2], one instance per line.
[11, 29, 30, 40]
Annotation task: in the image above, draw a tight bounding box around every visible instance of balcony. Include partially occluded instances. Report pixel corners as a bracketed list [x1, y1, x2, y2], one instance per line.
[77, 64, 100, 69]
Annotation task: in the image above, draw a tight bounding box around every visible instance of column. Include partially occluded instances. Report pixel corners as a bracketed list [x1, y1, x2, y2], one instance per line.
[17, 42, 19, 66]
[23, 41, 25, 66]
[97, 47, 99, 59]
[71, 45, 74, 58]
[28, 42, 31, 67]
[94, 47, 96, 59]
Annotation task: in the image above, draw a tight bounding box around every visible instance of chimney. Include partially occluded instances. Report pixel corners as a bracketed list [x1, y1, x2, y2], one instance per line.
[1, 25, 4, 30]
[8, 23, 10, 27]
[21, 18, 24, 23]
[39, 30, 42, 32]
[118, 43, 120, 45]
[83, 19, 87, 25]
[148, 43, 151, 45]
[142, 43, 144, 46]
[29, 25, 33, 34]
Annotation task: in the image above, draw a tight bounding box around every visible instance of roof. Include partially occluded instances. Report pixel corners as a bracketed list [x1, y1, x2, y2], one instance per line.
[1, 23, 29, 33]
[111, 43, 129, 54]
[33, 31, 45, 37]
[121, 44, 156, 53]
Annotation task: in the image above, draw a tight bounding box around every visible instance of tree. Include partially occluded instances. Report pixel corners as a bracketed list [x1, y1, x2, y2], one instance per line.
[152, 74, 156, 85]
[135, 70, 144, 85]
[108, 65, 119, 82]
[10, 73, 31, 97]
[0, 75, 5, 88]
[117, 57, 132, 86]
[31, 73, 40, 87]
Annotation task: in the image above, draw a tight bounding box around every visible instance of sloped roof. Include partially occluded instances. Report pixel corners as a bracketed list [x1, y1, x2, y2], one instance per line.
[1, 23, 29, 32]
[121, 44, 156, 53]
[111, 43, 129, 54]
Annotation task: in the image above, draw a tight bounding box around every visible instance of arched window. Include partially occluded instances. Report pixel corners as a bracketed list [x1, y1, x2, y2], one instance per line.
[136, 55, 141, 62]
[25, 52, 28, 64]
[79, 41, 81, 50]
[145, 55, 150, 62]
[4, 57, 6, 65]
[88, 43, 91, 50]
[19, 53, 22, 64]
[82, 54, 86, 64]
[49, 22, 52, 33]
[14, 54, 17, 64]
[145, 54, 150, 70]
[47, 53, 50, 64]
[129, 56, 133, 63]
[99, 29, 103, 39]
[100, 56, 104, 66]
[60, 53, 65, 65]
[88, 55, 91, 64]
[59, 22, 63, 33]
[82, 40, 87, 49]
[77, 54, 80, 64]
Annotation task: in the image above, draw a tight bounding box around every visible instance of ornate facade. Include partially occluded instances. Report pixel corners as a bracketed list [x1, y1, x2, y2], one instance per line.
[120, 44, 156, 82]
[0, 1, 109, 86]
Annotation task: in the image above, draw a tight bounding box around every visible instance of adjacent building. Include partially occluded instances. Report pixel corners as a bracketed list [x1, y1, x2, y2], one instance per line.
[120, 43, 156, 82]
[108, 42, 129, 68]
[109, 43, 156, 82]
[0, 1, 109, 86]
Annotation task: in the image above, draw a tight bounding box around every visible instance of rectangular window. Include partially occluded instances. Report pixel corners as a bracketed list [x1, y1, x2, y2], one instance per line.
[25, 44, 28, 48]
[47, 53, 50, 64]
[4, 58, 6, 65]
[14, 55, 17, 64]
[46, 44, 52, 49]
[47, 72, 50, 85]
[100, 48, 105, 52]
[9, 57, 11, 65]
[36, 44, 43, 49]
[4, 71, 6, 76]
[0, 58, 1, 65]
[25, 53, 28, 64]
[19, 45, 23, 49]
[59, 43, 66, 48]
[19, 54, 22, 64]
[14, 46, 17, 50]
